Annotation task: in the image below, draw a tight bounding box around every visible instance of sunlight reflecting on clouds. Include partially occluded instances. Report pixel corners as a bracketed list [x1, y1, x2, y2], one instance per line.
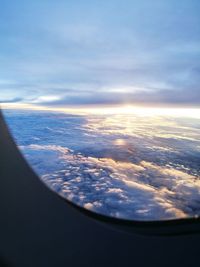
[113, 139, 127, 146]
[3, 108, 200, 220]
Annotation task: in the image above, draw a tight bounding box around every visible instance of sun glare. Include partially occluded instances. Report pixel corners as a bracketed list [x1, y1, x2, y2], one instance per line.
[1, 102, 200, 119]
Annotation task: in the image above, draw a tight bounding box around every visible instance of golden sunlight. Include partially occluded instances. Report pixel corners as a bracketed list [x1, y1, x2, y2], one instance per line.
[1, 102, 200, 119]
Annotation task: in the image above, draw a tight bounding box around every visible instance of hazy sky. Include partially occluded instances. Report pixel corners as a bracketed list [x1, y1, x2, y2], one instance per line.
[0, 0, 200, 107]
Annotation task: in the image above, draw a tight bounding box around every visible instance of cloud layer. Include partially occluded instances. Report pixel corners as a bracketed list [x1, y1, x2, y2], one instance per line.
[4, 109, 200, 220]
[0, 0, 200, 107]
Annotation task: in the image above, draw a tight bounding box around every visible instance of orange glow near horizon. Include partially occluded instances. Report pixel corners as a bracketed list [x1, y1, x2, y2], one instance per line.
[1, 102, 200, 118]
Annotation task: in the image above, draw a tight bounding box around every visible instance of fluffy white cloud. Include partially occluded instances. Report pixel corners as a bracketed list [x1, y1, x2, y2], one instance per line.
[4, 109, 200, 221]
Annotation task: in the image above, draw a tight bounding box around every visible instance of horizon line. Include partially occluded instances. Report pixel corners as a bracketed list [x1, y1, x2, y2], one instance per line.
[1, 103, 200, 118]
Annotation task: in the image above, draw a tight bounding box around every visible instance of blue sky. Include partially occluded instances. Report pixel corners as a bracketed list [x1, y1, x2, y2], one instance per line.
[0, 0, 200, 107]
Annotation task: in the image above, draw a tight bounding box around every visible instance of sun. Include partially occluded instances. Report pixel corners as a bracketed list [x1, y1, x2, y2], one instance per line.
[80, 105, 200, 119]
[1, 102, 200, 119]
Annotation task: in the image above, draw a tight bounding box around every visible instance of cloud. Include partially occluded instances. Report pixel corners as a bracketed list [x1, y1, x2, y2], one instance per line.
[20, 143, 190, 220]
[0, 97, 23, 103]
[0, 1, 200, 108]
[5, 109, 200, 221]
[20, 142, 200, 220]
[0, 0, 200, 106]
[31, 95, 62, 104]
[28, 86, 200, 107]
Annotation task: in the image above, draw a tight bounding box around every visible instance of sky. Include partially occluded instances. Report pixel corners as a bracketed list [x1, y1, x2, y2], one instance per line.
[0, 0, 200, 108]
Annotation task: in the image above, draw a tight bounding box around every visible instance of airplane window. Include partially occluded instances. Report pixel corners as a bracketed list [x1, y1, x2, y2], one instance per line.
[1, 0, 200, 221]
